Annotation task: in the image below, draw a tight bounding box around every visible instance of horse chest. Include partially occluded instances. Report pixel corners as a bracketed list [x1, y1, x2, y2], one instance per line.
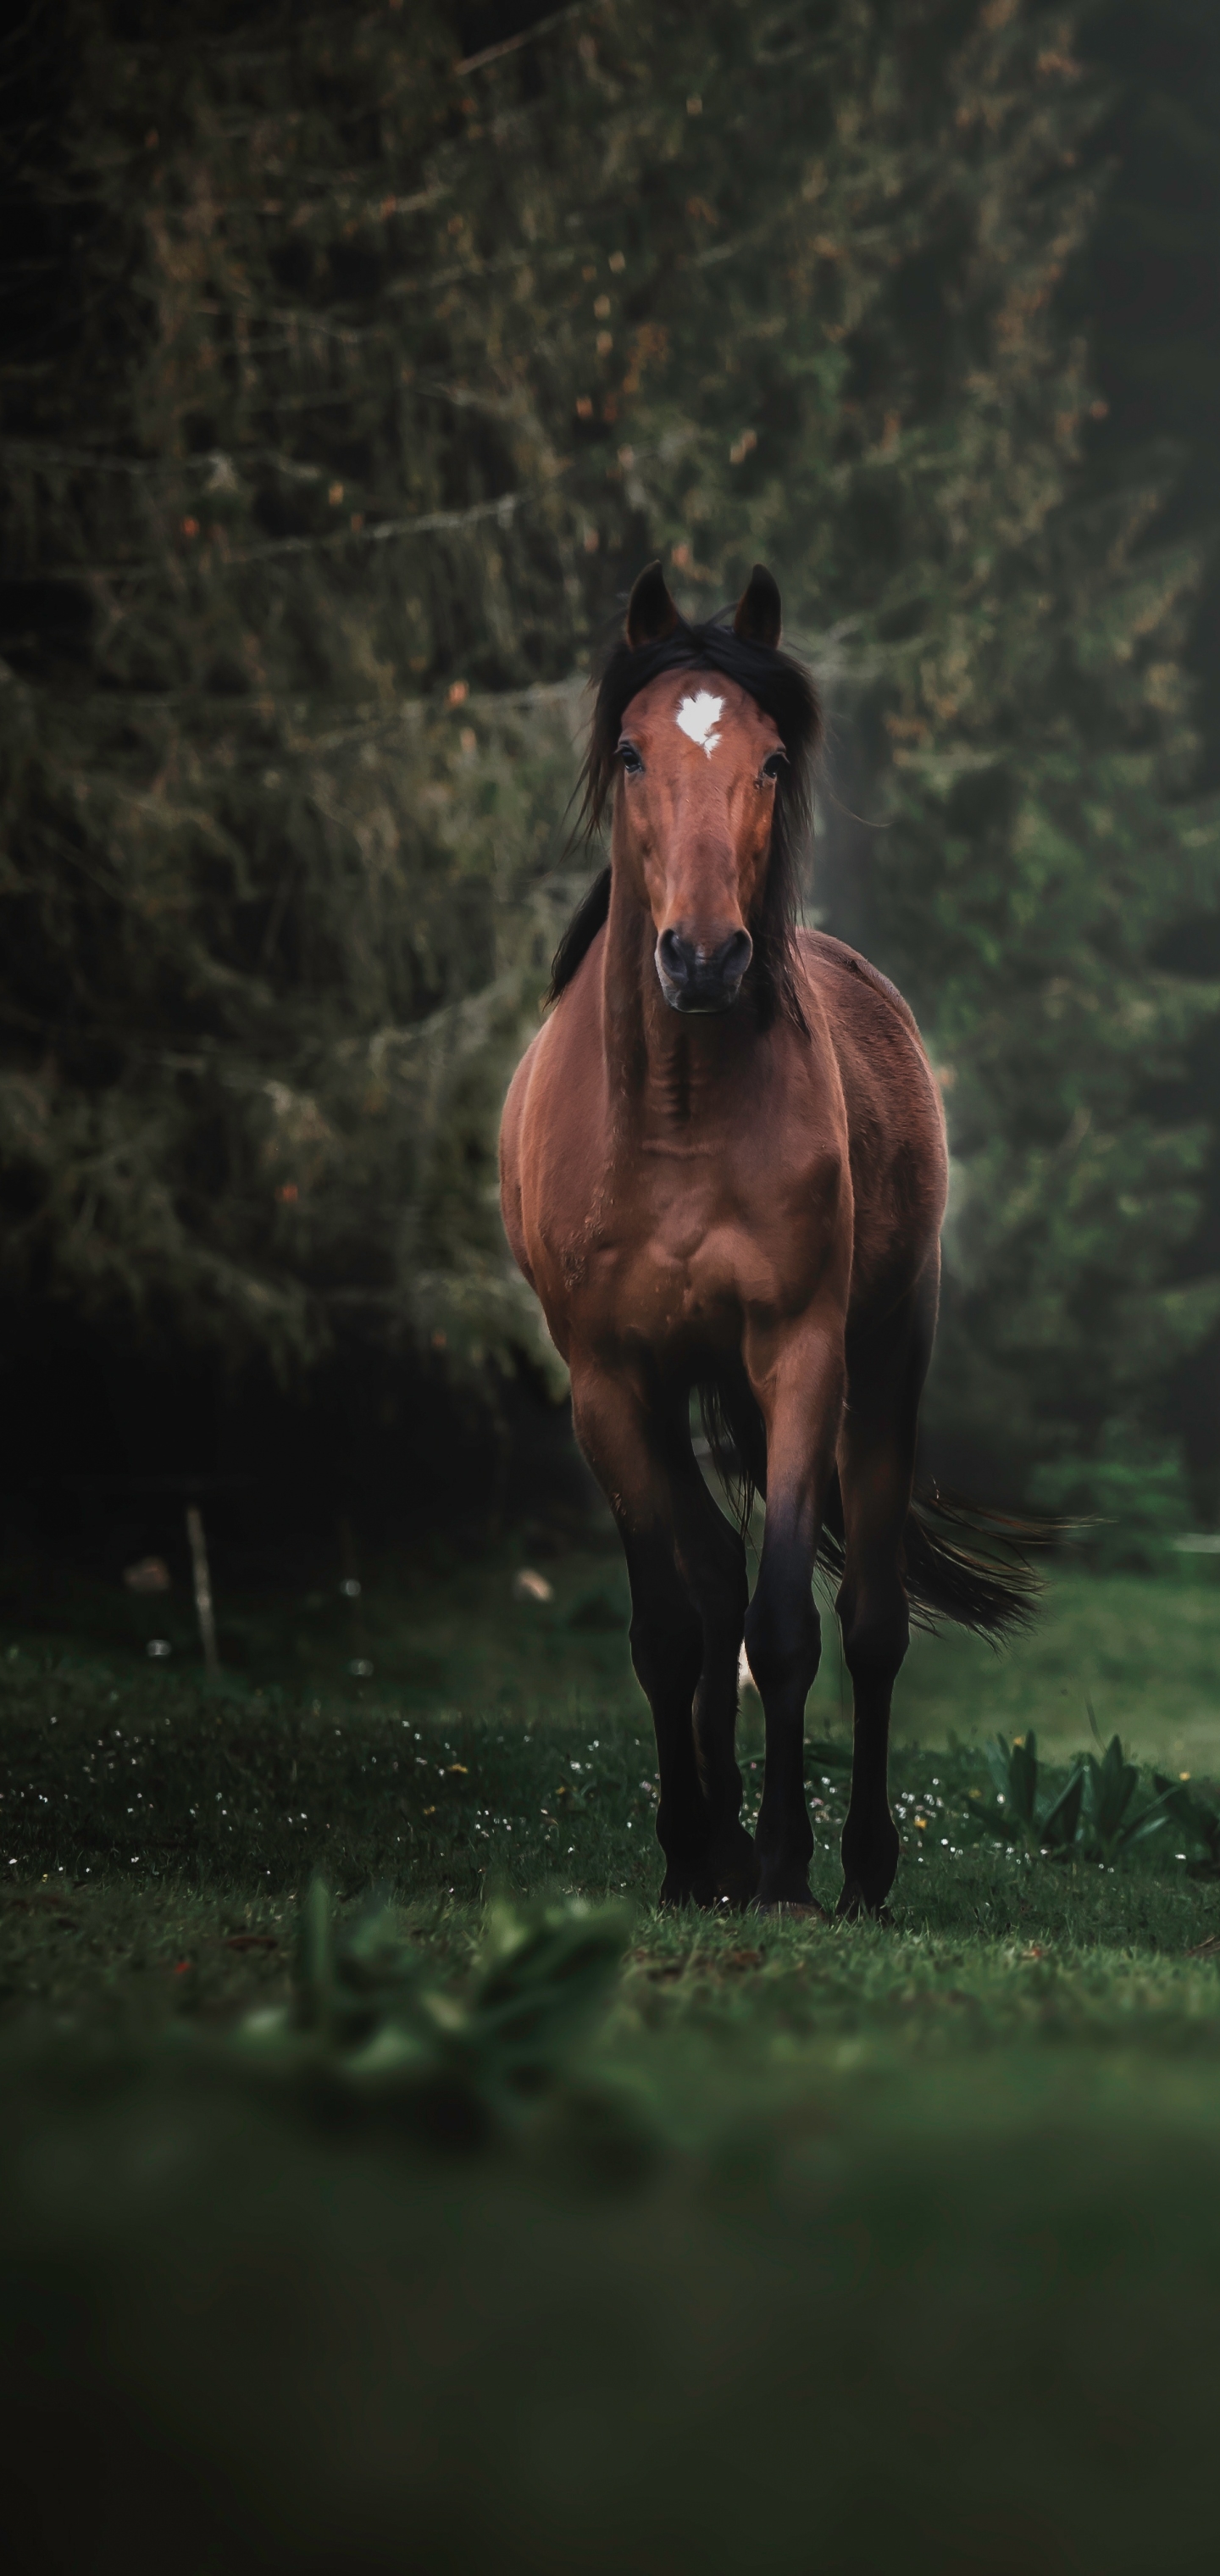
[537, 1146, 829, 1357]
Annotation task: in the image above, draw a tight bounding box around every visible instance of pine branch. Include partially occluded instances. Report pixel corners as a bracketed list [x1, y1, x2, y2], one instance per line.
[454, 1, 598, 78]
[53, 486, 538, 586]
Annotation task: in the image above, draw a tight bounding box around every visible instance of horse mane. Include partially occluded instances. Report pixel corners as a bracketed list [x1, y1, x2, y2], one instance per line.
[545, 605, 821, 1030]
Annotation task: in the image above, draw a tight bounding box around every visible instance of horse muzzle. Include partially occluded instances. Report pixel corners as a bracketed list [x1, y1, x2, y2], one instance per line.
[655, 927, 752, 1015]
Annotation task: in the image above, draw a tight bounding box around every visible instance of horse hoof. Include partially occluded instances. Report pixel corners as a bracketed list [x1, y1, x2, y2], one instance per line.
[836, 1881, 894, 1924]
[659, 1872, 728, 1910]
[712, 1857, 761, 1909]
[755, 1890, 829, 1922]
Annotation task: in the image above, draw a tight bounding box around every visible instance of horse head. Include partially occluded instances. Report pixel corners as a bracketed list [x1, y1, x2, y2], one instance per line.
[614, 564, 788, 1015]
[553, 563, 820, 1030]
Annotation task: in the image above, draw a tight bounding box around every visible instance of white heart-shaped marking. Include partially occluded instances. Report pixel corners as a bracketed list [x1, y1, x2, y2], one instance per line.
[675, 691, 724, 758]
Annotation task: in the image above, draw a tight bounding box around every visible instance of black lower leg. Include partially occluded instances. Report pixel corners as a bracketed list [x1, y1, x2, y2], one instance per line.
[835, 1287, 934, 1918]
[838, 1591, 907, 1917]
[680, 1493, 757, 1906]
[745, 1538, 822, 1906]
[624, 1533, 709, 1903]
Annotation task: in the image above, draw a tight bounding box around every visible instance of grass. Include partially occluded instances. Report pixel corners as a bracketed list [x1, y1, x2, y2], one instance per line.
[3, 1558, 1220, 2569]
[7, 1518, 1220, 1760]
[898, 1557, 1220, 1769]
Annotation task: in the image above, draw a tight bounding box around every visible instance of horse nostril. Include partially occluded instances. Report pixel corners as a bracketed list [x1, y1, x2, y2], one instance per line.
[656, 925, 751, 1011]
[718, 930, 752, 984]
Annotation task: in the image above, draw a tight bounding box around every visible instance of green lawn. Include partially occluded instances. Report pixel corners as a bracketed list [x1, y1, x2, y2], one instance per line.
[898, 1562, 1220, 1770]
[8, 1529, 1218, 1768]
[3, 1563, 1220, 2570]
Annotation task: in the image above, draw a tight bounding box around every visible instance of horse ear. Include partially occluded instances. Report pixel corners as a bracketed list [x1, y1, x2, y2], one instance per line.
[734, 564, 782, 650]
[625, 559, 680, 650]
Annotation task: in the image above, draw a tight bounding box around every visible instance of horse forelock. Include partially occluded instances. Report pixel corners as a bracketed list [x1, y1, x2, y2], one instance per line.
[549, 609, 820, 1026]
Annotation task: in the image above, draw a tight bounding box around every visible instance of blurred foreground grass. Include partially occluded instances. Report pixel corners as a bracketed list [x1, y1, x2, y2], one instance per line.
[3, 1565, 1220, 2570]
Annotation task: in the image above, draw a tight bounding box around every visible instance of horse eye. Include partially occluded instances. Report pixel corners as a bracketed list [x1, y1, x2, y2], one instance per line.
[760, 750, 785, 783]
[618, 739, 644, 774]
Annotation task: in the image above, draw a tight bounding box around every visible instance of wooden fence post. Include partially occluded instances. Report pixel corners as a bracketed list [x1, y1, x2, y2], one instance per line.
[186, 1503, 220, 1675]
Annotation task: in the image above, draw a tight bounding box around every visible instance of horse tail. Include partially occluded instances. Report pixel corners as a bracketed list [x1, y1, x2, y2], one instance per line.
[696, 1376, 1045, 1640]
[896, 1488, 1045, 1639]
[696, 1374, 768, 1530]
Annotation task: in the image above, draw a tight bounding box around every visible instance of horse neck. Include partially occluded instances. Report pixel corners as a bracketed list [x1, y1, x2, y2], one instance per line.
[600, 863, 757, 1124]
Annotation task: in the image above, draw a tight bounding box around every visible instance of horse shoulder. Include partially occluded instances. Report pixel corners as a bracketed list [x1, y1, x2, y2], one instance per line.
[500, 946, 609, 1282]
[796, 930, 947, 1271]
[498, 1028, 545, 1285]
[798, 930, 936, 1119]
[799, 928, 923, 1044]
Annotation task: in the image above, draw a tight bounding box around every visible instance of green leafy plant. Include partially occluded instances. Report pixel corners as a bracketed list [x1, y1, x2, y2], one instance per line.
[1150, 1774, 1220, 1868]
[980, 1720, 1219, 1866]
[1078, 1730, 1167, 1863]
[984, 1731, 1085, 1854]
[1072, 1704, 1212, 1863]
[231, 1881, 631, 2148]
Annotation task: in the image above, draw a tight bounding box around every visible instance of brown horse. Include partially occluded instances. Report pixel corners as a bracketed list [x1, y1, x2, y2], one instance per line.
[500, 562, 1033, 1916]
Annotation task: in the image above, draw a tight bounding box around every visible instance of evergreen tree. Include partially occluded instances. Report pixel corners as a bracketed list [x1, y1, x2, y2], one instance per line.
[1070, 0, 1220, 1513]
[2, 0, 1217, 1534]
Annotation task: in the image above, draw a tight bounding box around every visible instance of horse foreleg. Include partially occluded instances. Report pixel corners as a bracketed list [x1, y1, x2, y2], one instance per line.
[568, 1363, 710, 1905]
[835, 1282, 935, 1918]
[742, 1319, 846, 1910]
[670, 1456, 757, 1906]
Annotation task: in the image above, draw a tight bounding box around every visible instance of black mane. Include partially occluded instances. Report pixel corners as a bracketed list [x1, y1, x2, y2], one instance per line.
[545, 605, 821, 1030]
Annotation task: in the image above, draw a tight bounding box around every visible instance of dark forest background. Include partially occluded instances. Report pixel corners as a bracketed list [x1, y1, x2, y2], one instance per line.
[4, 0, 1220, 1580]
